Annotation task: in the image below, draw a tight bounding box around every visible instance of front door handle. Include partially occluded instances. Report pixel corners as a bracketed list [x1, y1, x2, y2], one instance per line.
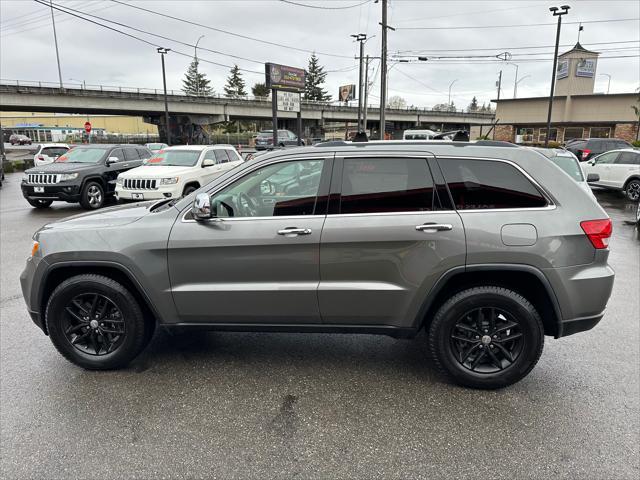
[415, 223, 453, 232]
[277, 227, 312, 236]
[123, 163, 130, 167]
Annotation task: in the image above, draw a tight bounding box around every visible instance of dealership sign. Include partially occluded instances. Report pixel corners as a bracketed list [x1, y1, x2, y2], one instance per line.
[276, 90, 301, 112]
[265, 63, 306, 91]
[576, 58, 596, 78]
[556, 60, 569, 79]
[339, 84, 356, 102]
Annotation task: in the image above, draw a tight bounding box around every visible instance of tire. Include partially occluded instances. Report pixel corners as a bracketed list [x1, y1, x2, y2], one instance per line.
[427, 286, 544, 389]
[182, 184, 198, 197]
[624, 179, 640, 202]
[80, 181, 105, 209]
[45, 274, 151, 370]
[27, 198, 53, 208]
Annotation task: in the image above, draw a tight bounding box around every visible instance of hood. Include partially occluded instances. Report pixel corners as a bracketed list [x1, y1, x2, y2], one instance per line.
[25, 162, 101, 174]
[119, 164, 196, 178]
[40, 201, 155, 231]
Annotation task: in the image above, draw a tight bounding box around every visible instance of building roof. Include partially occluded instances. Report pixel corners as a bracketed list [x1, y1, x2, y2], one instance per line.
[559, 42, 599, 57]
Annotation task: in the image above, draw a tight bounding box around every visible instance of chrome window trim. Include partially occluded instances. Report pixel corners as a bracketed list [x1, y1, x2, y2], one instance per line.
[182, 214, 326, 224]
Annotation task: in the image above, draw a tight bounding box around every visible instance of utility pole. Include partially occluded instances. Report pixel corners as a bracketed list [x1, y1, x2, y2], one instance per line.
[157, 47, 172, 146]
[363, 55, 370, 136]
[194, 35, 205, 96]
[378, 0, 394, 140]
[448, 79, 458, 108]
[49, 0, 63, 90]
[545, 5, 570, 147]
[351, 33, 367, 133]
[496, 70, 502, 101]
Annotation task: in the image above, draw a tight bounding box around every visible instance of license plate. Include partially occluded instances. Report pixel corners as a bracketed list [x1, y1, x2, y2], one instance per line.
[34, 186, 44, 193]
[132, 193, 144, 200]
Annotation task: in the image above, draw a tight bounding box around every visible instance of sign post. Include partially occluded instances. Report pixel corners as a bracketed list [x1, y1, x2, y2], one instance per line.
[84, 121, 91, 144]
[265, 63, 305, 149]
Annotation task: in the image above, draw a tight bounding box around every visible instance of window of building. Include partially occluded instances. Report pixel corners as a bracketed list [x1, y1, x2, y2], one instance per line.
[538, 128, 558, 143]
[589, 127, 611, 139]
[339, 158, 437, 214]
[564, 127, 584, 140]
[439, 158, 548, 210]
[516, 127, 535, 143]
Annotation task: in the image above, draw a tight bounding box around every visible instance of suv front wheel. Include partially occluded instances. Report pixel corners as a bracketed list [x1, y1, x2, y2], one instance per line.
[80, 181, 105, 209]
[45, 274, 151, 369]
[428, 286, 544, 389]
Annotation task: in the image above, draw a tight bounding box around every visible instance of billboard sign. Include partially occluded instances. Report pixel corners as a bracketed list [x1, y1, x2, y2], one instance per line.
[265, 63, 305, 91]
[276, 90, 301, 112]
[556, 60, 569, 79]
[576, 58, 596, 78]
[338, 84, 356, 102]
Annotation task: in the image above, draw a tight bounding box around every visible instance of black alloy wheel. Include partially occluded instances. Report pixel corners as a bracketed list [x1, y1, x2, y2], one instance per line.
[62, 293, 126, 356]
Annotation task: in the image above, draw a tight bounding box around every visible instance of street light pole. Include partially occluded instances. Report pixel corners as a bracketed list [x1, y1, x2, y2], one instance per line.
[194, 35, 205, 96]
[514, 74, 531, 98]
[363, 55, 370, 136]
[448, 79, 458, 108]
[599, 73, 611, 94]
[49, 0, 63, 90]
[157, 47, 172, 146]
[545, 5, 570, 147]
[379, 0, 394, 140]
[351, 33, 367, 133]
[507, 62, 519, 98]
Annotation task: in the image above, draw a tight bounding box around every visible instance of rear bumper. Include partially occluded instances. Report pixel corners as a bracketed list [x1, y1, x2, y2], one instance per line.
[21, 183, 81, 202]
[558, 312, 604, 338]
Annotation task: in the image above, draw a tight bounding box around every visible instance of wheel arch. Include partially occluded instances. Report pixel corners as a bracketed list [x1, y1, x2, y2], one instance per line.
[182, 181, 200, 194]
[416, 264, 562, 338]
[80, 175, 107, 191]
[38, 262, 159, 336]
[623, 175, 640, 189]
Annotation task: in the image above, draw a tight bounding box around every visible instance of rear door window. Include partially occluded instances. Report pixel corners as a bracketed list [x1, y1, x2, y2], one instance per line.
[109, 149, 124, 162]
[616, 152, 640, 165]
[439, 158, 548, 210]
[339, 158, 438, 214]
[137, 148, 151, 159]
[123, 148, 140, 161]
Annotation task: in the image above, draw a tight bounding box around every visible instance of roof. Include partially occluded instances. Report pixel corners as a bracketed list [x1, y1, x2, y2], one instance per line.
[71, 144, 141, 148]
[162, 144, 236, 151]
[559, 42, 599, 57]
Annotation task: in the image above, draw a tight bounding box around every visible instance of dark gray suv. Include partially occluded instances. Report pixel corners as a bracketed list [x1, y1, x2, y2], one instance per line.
[20, 141, 615, 388]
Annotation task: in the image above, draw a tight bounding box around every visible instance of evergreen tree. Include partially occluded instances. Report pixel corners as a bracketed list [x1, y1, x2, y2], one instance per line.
[181, 59, 213, 96]
[467, 96, 479, 112]
[304, 53, 331, 102]
[224, 65, 247, 97]
[252, 82, 270, 98]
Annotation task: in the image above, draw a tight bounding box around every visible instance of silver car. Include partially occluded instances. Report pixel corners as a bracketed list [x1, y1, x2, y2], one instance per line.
[21, 141, 615, 389]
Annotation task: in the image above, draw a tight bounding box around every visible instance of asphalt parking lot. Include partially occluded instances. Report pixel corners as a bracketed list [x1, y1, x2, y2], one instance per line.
[1, 171, 638, 479]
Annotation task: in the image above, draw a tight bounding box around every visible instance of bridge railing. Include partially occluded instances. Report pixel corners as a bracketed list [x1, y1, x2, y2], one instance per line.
[1, 79, 495, 118]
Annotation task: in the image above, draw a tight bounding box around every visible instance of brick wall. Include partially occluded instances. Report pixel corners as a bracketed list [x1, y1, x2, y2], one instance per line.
[494, 124, 514, 142]
[614, 123, 639, 143]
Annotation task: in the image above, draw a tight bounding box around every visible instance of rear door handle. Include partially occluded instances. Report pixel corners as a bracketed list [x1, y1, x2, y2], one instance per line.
[277, 227, 312, 236]
[123, 163, 129, 167]
[415, 223, 453, 232]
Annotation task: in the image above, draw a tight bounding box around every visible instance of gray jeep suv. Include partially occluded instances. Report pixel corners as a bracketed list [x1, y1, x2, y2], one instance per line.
[20, 141, 615, 389]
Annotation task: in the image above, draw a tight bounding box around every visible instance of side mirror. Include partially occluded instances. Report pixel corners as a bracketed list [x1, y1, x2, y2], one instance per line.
[202, 158, 215, 167]
[106, 157, 119, 166]
[586, 173, 600, 183]
[192, 192, 212, 220]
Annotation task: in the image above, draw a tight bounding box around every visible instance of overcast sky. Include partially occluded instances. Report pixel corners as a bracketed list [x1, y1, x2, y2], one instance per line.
[1, 0, 639, 110]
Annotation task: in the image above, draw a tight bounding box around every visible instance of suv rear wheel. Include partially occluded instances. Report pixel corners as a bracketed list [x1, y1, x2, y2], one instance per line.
[428, 286, 544, 389]
[80, 181, 104, 209]
[27, 199, 53, 209]
[624, 179, 640, 201]
[45, 274, 151, 369]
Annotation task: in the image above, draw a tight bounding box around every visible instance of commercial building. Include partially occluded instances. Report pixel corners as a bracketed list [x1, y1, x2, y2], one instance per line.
[494, 43, 639, 144]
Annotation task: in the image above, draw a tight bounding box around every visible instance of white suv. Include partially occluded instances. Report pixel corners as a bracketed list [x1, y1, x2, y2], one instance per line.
[583, 149, 640, 201]
[115, 145, 243, 201]
[33, 144, 70, 166]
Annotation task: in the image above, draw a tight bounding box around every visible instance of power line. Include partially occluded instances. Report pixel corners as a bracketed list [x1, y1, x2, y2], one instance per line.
[393, 46, 640, 61]
[393, 68, 443, 94]
[109, 0, 352, 59]
[31, 0, 264, 75]
[397, 17, 640, 30]
[394, 40, 640, 54]
[280, 0, 371, 10]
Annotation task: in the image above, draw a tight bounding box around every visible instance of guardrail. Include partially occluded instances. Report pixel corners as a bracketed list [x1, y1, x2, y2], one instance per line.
[0, 79, 496, 118]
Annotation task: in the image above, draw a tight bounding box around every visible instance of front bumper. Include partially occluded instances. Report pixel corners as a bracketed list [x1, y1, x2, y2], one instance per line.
[21, 183, 81, 202]
[20, 255, 47, 333]
[115, 185, 177, 200]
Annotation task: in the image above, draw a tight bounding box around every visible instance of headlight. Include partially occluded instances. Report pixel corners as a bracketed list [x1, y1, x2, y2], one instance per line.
[59, 173, 78, 181]
[116, 177, 123, 185]
[160, 177, 179, 185]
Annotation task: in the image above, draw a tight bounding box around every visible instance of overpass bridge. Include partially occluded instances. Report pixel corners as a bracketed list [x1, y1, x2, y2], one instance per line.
[0, 82, 495, 143]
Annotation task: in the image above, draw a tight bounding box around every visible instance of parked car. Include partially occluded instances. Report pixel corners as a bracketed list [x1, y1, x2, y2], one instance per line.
[403, 129, 437, 140]
[255, 130, 304, 150]
[21, 140, 615, 388]
[10, 134, 32, 145]
[33, 143, 70, 167]
[115, 145, 243, 201]
[526, 147, 597, 198]
[21, 144, 152, 210]
[565, 137, 632, 162]
[583, 149, 640, 201]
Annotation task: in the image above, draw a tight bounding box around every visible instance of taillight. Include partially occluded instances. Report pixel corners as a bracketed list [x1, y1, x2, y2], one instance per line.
[580, 219, 612, 249]
[581, 149, 591, 160]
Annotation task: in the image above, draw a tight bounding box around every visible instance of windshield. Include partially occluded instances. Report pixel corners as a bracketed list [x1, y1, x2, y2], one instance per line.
[55, 147, 107, 163]
[147, 150, 201, 167]
[146, 143, 166, 151]
[550, 155, 584, 181]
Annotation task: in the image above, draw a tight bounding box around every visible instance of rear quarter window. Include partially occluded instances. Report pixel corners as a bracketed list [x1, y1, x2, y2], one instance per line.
[439, 158, 548, 210]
